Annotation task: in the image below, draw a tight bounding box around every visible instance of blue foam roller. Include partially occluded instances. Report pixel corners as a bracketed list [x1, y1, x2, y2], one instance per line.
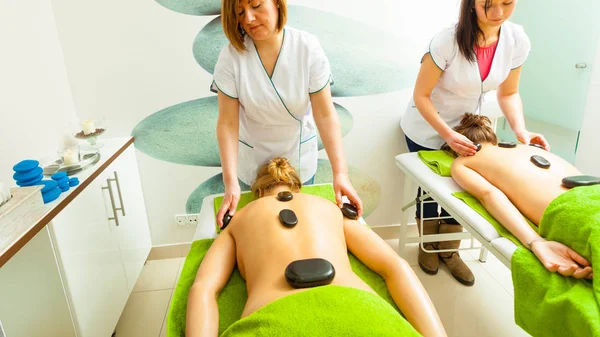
[39, 180, 58, 193]
[42, 187, 61, 204]
[13, 167, 43, 182]
[59, 185, 70, 192]
[69, 179, 80, 187]
[13, 160, 40, 173]
[53, 176, 69, 185]
[51, 172, 67, 180]
[16, 175, 43, 187]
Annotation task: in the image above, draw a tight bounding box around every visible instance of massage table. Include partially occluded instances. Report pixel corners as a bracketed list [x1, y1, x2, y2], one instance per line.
[394, 152, 517, 268]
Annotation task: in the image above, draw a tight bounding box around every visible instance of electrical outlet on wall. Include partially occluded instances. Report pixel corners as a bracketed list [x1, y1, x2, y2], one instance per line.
[187, 214, 199, 227]
[174, 214, 188, 227]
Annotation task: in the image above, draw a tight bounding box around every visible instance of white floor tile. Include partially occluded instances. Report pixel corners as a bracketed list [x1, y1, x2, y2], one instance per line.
[174, 258, 185, 288]
[133, 258, 182, 292]
[115, 289, 172, 337]
[412, 262, 530, 337]
[474, 253, 514, 297]
[159, 288, 176, 337]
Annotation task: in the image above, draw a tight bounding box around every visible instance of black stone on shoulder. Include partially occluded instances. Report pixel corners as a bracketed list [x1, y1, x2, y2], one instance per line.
[222, 212, 233, 230]
[475, 143, 482, 152]
[279, 209, 298, 228]
[530, 155, 551, 169]
[562, 175, 600, 188]
[528, 143, 545, 150]
[285, 258, 336, 288]
[341, 203, 358, 220]
[498, 142, 517, 148]
[277, 191, 293, 202]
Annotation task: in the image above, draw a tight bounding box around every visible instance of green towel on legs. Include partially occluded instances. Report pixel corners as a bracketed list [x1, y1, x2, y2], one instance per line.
[417, 150, 455, 177]
[168, 184, 420, 336]
[512, 185, 600, 337]
[454, 186, 600, 337]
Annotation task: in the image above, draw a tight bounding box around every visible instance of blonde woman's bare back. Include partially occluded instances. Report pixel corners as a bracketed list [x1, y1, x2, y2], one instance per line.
[227, 191, 376, 317]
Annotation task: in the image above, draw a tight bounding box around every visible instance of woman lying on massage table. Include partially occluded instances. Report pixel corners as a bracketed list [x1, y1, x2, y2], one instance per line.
[447, 113, 594, 280]
[186, 157, 446, 337]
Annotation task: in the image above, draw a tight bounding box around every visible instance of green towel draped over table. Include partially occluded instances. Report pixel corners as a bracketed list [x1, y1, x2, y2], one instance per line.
[417, 152, 600, 337]
[417, 150, 455, 177]
[167, 184, 421, 337]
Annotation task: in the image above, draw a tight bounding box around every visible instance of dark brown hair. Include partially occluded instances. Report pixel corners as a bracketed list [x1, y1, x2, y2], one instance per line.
[251, 157, 301, 197]
[221, 0, 288, 52]
[441, 113, 498, 157]
[456, 0, 492, 63]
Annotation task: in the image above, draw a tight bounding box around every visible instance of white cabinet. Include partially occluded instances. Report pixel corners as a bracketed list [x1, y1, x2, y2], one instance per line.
[49, 144, 151, 337]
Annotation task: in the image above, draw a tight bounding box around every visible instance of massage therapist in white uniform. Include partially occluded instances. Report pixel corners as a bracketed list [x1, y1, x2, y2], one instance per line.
[213, 0, 363, 227]
[400, 0, 550, 285]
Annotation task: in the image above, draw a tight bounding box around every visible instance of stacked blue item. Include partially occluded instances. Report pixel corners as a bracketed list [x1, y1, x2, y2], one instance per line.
[52, 172, 70, 192]
[13, 160, 61, 203]
[68, 177, 80, 187]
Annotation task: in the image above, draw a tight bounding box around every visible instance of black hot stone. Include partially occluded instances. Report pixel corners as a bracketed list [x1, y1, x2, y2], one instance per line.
[475, 143, 482, 152]
[222, 212, 233, 229]
[277, 191, 293, 202]
[530, 155, 551, 169]
[562, 175, 600, 188]
[498, 142, 517, 148]
[528, 143, 545, 150]
[279, 209, 298, 228]
[341, 203, 358, 220]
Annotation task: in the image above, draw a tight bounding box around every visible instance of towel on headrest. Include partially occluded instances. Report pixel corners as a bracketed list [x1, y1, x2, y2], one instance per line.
[417, 150, 454, 177]
[220, 285, 420, 337]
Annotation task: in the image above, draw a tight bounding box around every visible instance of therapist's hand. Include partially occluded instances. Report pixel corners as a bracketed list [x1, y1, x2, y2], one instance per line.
[443, 130, 478, 156]
[216, 181, 241, 228]
[333, 174, 363, 218]
[515, 129, 550, 151]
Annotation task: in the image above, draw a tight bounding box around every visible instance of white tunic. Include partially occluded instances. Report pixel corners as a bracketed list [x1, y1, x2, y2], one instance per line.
[212, 27, 332, 185]
[401, 21, 531, 149]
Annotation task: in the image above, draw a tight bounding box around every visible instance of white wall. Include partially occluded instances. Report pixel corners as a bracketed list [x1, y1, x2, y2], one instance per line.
[575, 35, 600, 176]
[0, 0, 78, 190]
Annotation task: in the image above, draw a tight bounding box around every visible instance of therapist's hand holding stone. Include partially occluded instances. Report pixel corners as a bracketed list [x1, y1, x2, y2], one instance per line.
[333, 173, 363, 218]
[442, 129, 478, 157]
[515, 129, 550, 151]
[213, 0, 362, 227]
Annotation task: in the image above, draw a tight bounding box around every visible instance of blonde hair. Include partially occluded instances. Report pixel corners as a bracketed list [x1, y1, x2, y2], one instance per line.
[221, 0, 288, 52]
[441, 113, 498, 157]
[251, 157, 301, 197]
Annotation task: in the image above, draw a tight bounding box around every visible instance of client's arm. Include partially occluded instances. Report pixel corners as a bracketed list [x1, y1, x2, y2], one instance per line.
[186, 231, 236, 337]
[451, 162, 592, 279]
[343, 219, 447, 337]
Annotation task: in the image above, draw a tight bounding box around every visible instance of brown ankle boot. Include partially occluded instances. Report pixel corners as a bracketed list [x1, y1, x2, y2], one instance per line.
[416, 218, 440, 275]
[437, 222, 475, 286]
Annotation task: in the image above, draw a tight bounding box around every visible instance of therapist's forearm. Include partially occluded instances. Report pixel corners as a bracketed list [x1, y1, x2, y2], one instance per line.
[497, 93, 526, 134]
[414, 95, 454, 139]
[217, 120, 239, 186]
[313, 110, 347, 176]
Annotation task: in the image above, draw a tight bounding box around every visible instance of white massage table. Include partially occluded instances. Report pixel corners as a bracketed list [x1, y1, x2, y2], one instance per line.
[193, 185, 367, 242]
[395, 152, 517, 268]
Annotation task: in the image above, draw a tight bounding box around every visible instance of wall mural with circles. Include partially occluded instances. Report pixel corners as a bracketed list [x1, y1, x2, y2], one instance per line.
[132, 0, 420, 217]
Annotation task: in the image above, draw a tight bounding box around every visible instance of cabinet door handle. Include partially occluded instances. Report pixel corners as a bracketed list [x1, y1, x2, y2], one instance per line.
[102, 179, 120, 226]
[112, 171, 126, 216]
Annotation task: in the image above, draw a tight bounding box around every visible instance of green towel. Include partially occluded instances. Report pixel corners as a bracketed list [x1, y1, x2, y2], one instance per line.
[168, 184, 419, 336]
[417, 150, 455, 177]
[220, 285, 420, 337]
[512, 185, 600, 337]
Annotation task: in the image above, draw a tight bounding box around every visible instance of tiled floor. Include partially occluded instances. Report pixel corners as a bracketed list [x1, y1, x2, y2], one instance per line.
[116, 226, 530, 337]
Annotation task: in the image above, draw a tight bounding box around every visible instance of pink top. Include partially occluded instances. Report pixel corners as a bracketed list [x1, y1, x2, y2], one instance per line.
[475, 40, 499, 81]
